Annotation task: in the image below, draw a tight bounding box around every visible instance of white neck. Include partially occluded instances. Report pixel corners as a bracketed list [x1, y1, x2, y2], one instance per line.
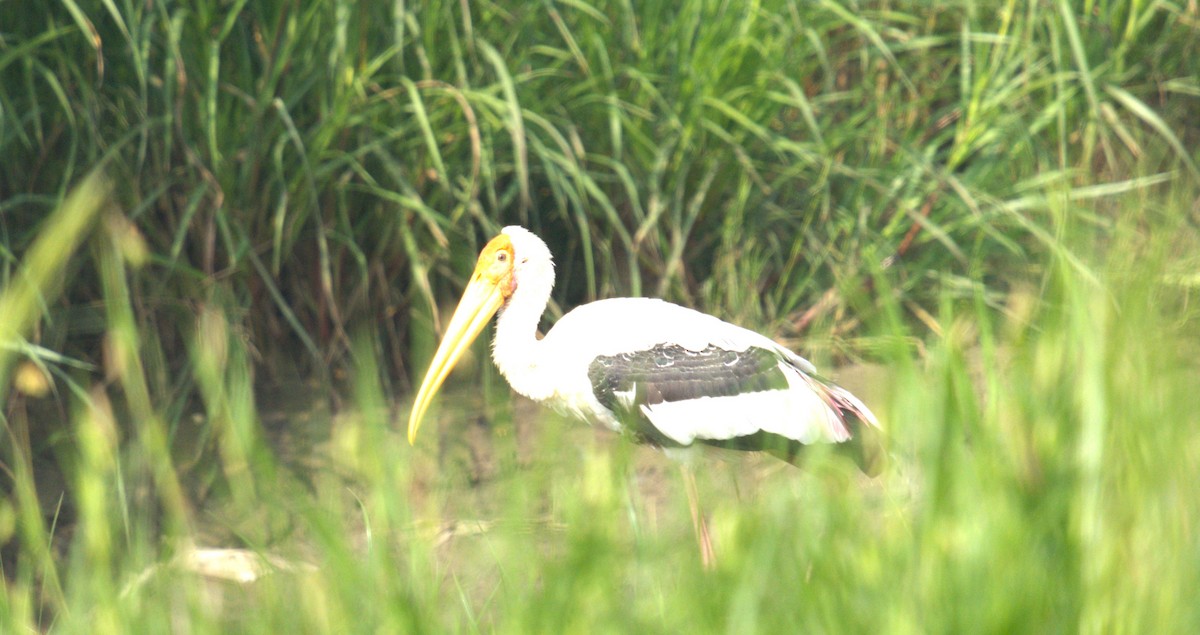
[491, 262, 556, 402]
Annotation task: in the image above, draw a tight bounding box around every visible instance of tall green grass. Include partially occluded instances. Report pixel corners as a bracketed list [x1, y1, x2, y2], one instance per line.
[1, 0, 1199, 632]
[6, 1, 1196, 360]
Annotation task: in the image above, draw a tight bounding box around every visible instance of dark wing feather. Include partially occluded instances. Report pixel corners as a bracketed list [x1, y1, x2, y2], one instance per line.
[587, 343, 885, 473]
[587, 344, 788, 445]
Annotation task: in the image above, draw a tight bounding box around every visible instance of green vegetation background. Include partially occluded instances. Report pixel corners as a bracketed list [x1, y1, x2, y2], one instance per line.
[2, 0, 1198, 632]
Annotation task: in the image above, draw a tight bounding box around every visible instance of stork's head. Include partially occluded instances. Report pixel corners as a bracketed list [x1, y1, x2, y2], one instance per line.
[406, 226, 552, 444]
[497, 225, 555, 300]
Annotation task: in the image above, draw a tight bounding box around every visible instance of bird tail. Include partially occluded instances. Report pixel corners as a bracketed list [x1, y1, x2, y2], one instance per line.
[815, 379, 886, 476]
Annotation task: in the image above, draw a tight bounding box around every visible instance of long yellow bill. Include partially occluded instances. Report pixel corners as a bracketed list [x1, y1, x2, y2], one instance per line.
[407, 234, 514, 444]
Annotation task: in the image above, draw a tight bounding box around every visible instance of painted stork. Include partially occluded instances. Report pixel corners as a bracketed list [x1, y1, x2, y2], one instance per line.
[407, 226, 883, 564]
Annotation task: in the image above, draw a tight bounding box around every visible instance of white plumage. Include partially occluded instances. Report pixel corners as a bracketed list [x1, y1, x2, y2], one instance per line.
[505, 297, 853, 445]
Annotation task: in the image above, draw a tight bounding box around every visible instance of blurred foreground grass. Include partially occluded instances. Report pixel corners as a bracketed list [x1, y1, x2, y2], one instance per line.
[2, 0, 1200, 632]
